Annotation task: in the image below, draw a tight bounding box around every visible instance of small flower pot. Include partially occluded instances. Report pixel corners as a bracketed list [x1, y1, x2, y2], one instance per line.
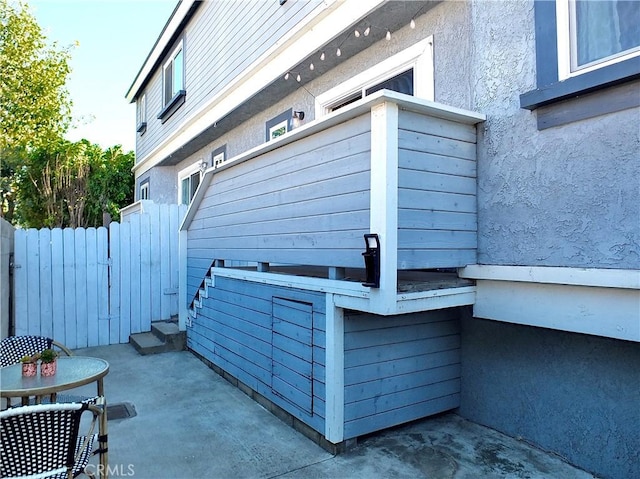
[41, 359, 57, 377]
[22, 362, 37, 377]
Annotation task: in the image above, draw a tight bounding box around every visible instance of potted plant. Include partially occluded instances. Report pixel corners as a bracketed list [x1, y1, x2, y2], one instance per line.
[40, 349, 59, 376]
[20, 354, 38, 377]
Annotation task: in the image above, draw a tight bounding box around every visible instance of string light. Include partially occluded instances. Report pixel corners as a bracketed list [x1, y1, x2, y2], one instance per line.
[364, 26, 370, 36]
[410, 18, 416, 29]
[354, 29, 360, 38]
[336, 47, 341, 56]
[284, 72, 289, 80]
[309, 62, 314, 71]
[296, 73, 301, 82]
[320, 51, 325, 61]
[386, 30, 391, 41]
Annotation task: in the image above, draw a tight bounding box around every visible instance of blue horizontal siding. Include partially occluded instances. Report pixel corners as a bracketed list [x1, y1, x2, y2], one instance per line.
[188, 276, 326, 433]
[343, 310, 461, 439]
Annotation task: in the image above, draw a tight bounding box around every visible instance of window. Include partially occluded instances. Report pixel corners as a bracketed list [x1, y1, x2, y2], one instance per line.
[164, 41, 184, 105]
[136, 94, 147, 134]
[265, 109, 292, 142]
[178, 160, 206, 205]
[558, 0, 640, 80]
[520, 0, 640, 111]
[211, 145, 227, 168]
[317, 37, 433, 116]
[328, 69, 414, 112]
[157, 39, 186, 123]
[139, 178, 150, 200]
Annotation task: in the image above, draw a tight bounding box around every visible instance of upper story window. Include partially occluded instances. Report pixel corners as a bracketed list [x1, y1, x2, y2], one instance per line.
[164, 41, 184, 105]
[316, 37, 433, 116]
[158, 38, 187, 123]
[520, 0, 640, 112]
[557, 0, 640, 80]
[212, 145, 227, 168]
[178, 160, 206, 205]
[265, 109, 292, 142]
[136, 94, 147, 134]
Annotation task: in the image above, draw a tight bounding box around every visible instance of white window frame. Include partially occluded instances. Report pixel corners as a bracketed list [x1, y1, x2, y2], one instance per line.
[163, 40, 184, 106]
[316, 36, 434, 116]
[140, 181, 149, 200]
[268, 119, 289, 140]
[556, 0, 640, 80]
[137, 94, 146, 126]
[178, 160, 205, 205]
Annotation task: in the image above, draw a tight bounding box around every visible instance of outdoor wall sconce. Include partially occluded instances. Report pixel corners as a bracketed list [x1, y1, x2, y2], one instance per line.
[362, 234, 380, 288]
[292, 111, 305, 121]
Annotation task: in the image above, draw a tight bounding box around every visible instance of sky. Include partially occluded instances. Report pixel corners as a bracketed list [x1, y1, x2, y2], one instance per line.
[28, 0, 179, 152]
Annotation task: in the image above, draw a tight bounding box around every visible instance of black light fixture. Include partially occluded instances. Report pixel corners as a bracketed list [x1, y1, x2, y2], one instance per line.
[292, 111, 305, 121]
[362, 234, 380, 288]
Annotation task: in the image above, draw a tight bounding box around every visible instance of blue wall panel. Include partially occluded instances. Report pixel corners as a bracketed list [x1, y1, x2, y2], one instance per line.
[343, 308, 461, 439]
[188, 276, 326, 432]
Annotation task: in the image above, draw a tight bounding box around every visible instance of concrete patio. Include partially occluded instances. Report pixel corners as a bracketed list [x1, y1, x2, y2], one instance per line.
[71, 343, 596, 479]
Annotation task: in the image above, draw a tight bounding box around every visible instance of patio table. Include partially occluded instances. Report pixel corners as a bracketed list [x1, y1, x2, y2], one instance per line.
[0, 356, 110, 478]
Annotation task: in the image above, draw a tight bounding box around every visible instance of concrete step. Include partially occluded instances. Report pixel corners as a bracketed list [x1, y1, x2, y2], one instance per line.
[130, 321, 186, 355]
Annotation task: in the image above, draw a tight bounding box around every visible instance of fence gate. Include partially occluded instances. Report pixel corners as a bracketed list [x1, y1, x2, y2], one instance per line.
[12, 203, 186, 348]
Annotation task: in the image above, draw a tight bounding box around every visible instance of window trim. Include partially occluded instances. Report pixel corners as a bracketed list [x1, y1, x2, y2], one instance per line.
[316, 36, 434, 116]
[139, 178, 150, 201]
[158, 38, 186, 122]
[265, 109, 292, 142]
[211, 145, 227, 168]
[178, 160, 206, 205]
[520, 0, 640, 110]
[136, 94, 147, 134]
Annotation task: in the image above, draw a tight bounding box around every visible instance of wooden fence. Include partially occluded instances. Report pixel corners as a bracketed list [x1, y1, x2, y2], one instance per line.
[12, 203, 186, 349]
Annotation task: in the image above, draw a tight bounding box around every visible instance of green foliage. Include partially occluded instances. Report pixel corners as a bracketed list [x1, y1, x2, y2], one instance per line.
[0, 1, 134, 227]
[39, 348, 58, 363]
[0, 0, 74, 220]
[0, 0, 73, 151]
[14, 139, 134, 228]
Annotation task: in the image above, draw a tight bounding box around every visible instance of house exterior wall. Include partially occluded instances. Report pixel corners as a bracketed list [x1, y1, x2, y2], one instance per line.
[135, 0, 318, 166]
[460, 314, 640, 479]
[456, 3, 639, 479]
[469, 1, 639, 269]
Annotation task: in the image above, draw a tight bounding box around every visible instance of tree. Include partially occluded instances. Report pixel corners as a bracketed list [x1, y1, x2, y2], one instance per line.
[14, 139, 134, 228]
[0, 0, 73, 220]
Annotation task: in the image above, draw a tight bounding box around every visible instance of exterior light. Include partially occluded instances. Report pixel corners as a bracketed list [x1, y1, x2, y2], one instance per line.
[292, 111, 305, 121]
[362, 234, 380, 288]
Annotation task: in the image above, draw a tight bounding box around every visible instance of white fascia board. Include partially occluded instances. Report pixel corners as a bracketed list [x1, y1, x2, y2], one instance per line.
[133, 0, 389, 174]
[333, 286, 477, 316]
[126, 0, 195, 102]
[459, 265, 640, 290]
[473, 280, 640, 342]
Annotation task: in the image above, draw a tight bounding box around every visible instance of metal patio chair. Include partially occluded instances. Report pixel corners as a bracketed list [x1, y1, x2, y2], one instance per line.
[0, 399, 105, 479]
[0, 335, 74, 368]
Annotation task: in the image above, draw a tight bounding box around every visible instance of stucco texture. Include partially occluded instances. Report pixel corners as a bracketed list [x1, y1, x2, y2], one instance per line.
[460, 314, 640, 479]
[469, 0, 640, 269]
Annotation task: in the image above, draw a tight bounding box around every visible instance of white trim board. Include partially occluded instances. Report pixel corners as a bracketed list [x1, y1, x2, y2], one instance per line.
[473, 279, 640, 342]
[459, 265, 640, 290]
